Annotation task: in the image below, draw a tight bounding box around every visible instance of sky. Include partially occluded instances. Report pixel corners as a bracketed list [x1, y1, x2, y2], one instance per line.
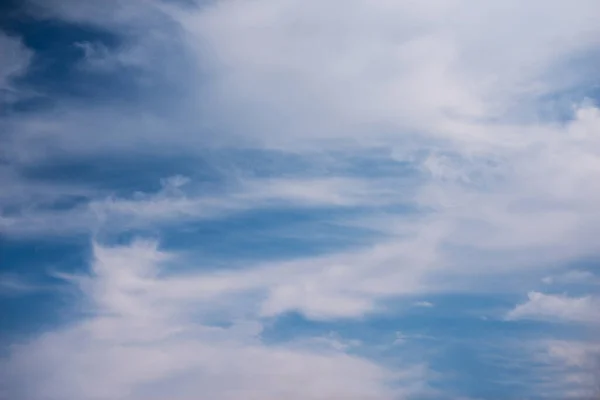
[0, 0, 599, 399]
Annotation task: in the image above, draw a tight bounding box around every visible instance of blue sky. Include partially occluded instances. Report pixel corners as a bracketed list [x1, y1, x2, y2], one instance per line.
[1, 0, 600, 399]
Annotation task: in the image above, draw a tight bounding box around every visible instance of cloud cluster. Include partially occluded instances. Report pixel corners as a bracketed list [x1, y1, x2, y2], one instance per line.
[1, 0, 600, 398]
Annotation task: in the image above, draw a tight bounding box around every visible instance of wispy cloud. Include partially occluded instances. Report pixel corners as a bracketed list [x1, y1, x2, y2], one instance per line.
[0, 273, 43, 296]
[525, 339, 600, 398]
[413, 301, 434, 308]
[506, 292, 600, 324]
[0, 173, 414, 237]
[1, 0, 600, 398]
[542, 270, 599, 286]
[0, 32, 32, 103]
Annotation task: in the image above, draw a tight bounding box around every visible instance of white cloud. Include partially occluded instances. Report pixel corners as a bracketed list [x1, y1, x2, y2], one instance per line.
[176, 0, 600, 144]
[506, 292, 600, 324]
[0, 240, 424, 400]
[4, 0, 600, 153]
[122, 236, 438, 320]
